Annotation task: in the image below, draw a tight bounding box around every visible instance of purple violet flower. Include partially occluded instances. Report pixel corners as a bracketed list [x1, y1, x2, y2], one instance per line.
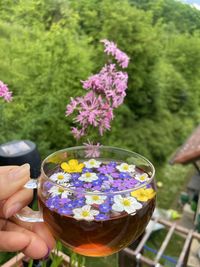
[93, 185, 101, 191]
[58, 207, 72, 215]
[73, 180, 84, 187]
[119, 172, 131, 179]
[99, 203, 111, 213]
[43, 181, 53, 190]
[64, 201, 76, 209]
[71, 173, 81, 179]
[59, 198, 70, 205]
[82, 167, 93, 173]
[107, 161, 117, 167]
[98, 165, 115, 174]
[98, 174, 109, 181]
[73, 198, 85, 207]
[46, 196, 60, 210]
[92, 179, 102, 187]
[83, 183, 92, 189]
[113, 179, 122, 188]
[95, 214, 109, 220]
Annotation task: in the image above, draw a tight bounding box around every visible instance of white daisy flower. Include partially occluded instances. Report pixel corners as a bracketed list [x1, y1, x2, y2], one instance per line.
[85, 194, 107, 205]
[73, 205, 99, 221]
[48, 186, 69, 198]
[112, 195, 142, 214]
[83, 159, 101, 168]
[116, 163, 135, 173]
[135, 173, 149, 182]
[79, 172, 98, 182]
[49, 172, 71, 185]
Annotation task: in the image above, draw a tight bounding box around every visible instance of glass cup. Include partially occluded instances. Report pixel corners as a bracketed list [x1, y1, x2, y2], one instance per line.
[17, 146, 156, 257]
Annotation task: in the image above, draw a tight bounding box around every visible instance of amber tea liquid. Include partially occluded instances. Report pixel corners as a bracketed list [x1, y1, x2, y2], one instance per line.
[39, 196, 155, 256]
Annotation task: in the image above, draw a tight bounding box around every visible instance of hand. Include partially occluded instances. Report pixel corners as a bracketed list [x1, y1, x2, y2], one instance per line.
[0, 164, 55, 259]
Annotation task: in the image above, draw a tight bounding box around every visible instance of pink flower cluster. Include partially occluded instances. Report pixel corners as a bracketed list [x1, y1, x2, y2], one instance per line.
[83, 140, 102, 158]
[101, 39, 129, 68]
[82, 64, 128, 108]
[0, 81, 12, 102]
[66, 40, 129, 140]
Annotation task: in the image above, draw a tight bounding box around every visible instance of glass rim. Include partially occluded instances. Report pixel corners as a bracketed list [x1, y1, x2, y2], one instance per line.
[41, 145, 155, 196]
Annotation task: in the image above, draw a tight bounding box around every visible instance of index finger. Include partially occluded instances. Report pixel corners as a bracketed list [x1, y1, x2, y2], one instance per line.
[0, 164, 30, 201]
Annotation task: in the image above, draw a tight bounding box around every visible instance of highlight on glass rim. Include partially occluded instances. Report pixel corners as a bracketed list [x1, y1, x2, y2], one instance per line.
[1, 1, 200, 266]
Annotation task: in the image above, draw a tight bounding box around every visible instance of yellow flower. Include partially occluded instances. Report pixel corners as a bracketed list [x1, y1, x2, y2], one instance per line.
[61, 159, 84, 173]
[131, 188, 156, 202]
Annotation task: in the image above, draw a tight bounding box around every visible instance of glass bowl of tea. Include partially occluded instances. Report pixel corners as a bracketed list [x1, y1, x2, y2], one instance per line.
[19, 146, 156, 257]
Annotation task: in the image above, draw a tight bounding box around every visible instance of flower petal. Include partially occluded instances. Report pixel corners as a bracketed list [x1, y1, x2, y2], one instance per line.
[112, 203, 124, 212]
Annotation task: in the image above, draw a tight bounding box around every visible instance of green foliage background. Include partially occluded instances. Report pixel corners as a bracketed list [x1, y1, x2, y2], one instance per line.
[0, 0, 200, 264]
[0, 0, 200, 195]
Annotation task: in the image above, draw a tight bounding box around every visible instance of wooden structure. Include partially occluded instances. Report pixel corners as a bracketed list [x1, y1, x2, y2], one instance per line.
[171, 125, 200, 232]
[171, 125, 200, 174]
[1, 250, 72, 267]
[119, 217, 200, 267]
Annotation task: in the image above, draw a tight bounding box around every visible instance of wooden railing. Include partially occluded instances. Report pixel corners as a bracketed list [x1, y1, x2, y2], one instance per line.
[119, 217, 200, 267]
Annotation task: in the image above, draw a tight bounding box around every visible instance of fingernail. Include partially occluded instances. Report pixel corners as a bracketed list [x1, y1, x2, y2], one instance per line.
[9, 163, 30, 181]
[42, 247, 51, 260]
[4, 202, 22, 218]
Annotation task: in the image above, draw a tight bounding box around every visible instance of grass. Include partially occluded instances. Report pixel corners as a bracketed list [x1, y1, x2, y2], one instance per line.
[144, 229, 185, 266]
[0, 252, 16, 265]
[85, 254, 118, 267]
[155, 162, 193, 209]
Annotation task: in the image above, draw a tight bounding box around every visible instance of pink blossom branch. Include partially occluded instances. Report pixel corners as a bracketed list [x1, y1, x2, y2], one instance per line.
[65, 40, 129, 143]
[0, 81, 12, 102]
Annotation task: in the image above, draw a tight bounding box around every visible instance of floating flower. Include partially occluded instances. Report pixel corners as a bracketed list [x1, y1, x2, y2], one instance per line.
[135, 173, 149, 182]
[59, 198, 70, 205]
[79, 172, 98, 182]
[73, 180, 84, 187]
[98, 165, 119, 179]
[131, 188, 156, 202]
[95, 213, 109, 221]
[119, 172, 131, 179]
[98, 165, 115, 174]
[46, 196, 60, 210]
[73, 205, 99, 221]
[49, 172, 71, 184]
[99, 203, 111, 213]
[83, 159, 101, 168]
[73, 197, 85, 207]
[83, 183, 92, 189]
[48, 186, 69, 198]
[107, 161, 117, 167]
[71, 172, 81, 180]
[61, 159, 84, 173]
[43, 181, 53, 190]
[58, 207, 72, 215]
[112, 195, 142, 214]
[92, 179, 102, 187]
[116, 163, 135, 173]
[82, 167, 93, 173]
[85, 194, 107, 205]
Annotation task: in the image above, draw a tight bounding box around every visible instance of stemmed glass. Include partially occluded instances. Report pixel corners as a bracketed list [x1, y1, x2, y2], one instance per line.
[18, 146, 156, 257]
